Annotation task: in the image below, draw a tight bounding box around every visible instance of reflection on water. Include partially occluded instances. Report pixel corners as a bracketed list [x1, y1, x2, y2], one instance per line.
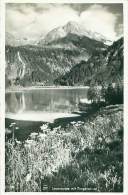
[6, 88, 88, 114]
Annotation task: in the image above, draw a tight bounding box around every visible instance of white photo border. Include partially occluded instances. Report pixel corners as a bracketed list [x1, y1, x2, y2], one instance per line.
[0, 0, 128, 195]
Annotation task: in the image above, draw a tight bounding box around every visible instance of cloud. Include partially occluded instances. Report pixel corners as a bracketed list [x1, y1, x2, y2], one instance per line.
[6, 4, 123, 43]
[6, 4, 79, 41]
[116, 23, 123, 38]
[79, 5, 117, 40]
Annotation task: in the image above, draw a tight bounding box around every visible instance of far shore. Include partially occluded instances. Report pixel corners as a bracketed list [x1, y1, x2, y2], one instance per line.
[6, 85, 90, 93]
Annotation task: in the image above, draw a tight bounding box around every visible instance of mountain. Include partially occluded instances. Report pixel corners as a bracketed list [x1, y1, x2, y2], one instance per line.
[6, 32, 38, 46]
[39, 21, 111, 45]
[46, 33, 107, 56]
[5, 44, 91, 87]
[54, 37, 123, 86]
[5, 22, 108, 87]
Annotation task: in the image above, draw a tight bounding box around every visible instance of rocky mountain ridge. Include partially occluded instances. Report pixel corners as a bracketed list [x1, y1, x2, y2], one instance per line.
[39, 21, 111, 45]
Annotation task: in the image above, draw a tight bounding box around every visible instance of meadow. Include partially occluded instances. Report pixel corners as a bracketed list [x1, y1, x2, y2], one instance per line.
[5, 104, 123, 192]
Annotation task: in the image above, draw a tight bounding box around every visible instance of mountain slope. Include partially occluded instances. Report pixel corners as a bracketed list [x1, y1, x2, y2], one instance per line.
[5, 32, 107, 87]
[46, 33, 107, 55]
[54, 37, 123, 86]
[5, 43, 90, 86]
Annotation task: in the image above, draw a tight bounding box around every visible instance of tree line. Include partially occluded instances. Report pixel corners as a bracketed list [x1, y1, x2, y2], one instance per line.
[87, 83, 123, 106]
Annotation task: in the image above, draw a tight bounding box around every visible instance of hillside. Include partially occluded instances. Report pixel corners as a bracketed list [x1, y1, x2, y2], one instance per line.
[46, 33, 106, 55]
[55, 37, 123, 86]
[5, 44, 90, 87]
[6, 104, 123, 192]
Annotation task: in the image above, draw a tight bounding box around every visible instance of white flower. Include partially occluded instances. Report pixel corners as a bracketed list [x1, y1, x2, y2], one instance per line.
[81, 138, 84, 145]
[9, 122, 16, 128]
[105, 137, 111, 144]
[10, 185, 15, 190]
[63, 132, 71, 136]
[90, 122, 95, 126]
[38, 133, 46, 140]
[16, 140, 21, 144]
[40, 124, 48, 131]
[75, 123, 80, 127]
[25, 139, 35, 145]
[26, 173, 32, 182]
[45, 167, 53, 176]
[98, 137, 103, 142]
[15, 127, 19, 130]
[11, 122, 16, 125]
[51, 166, 58, 173]
[112, 129, 116, 133]
[70, 121, 76, 125]
[53, 126, 61, 131]
[30, 132, 38, 138]
[77, 121, 84, 126]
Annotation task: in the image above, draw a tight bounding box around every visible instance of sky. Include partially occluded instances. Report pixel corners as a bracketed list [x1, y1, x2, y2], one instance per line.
[6, 3, 123, 44]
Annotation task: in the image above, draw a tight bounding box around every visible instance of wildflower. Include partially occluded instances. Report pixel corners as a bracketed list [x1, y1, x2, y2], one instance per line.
[30, 132, 38, 139]
[74, 123, 80, 127]
[52, 166, 58, 173]
[105, 137, 112, 144]
[112, 128, 116, 133]
[26, 173, 32, 182]
[10, 185, 15, 190]
[16, 140, 21, 145]
[78, 121, 84, 124]
[45, 167, 53, 176]
[63, 132, 71, 136]
[40, 124, 48, 131]
[9, 122, 16, 128]
[25, 139, 35, 145]
[15, 127, 19, 130]
[57, 125, 61, 129]
[112, 176, 118, 185]
[99, 173, 108, 181]
[98, 137, 103, 142]
[53, 126, 61, 131]
[81, 138, 84, 145]
[38, 133, 46, 140]
[70, 121, 76, 125]
[90, 122, 95, 126]
[11, 122, 16, 125]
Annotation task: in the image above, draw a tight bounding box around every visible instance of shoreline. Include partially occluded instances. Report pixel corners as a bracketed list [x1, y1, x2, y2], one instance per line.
[5, 112, 81, 123]
[6, 85, 90, 93]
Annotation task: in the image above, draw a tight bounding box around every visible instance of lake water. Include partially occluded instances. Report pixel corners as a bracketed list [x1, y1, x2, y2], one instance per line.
[5, 88, 89, 140]
[6, 88, 89, 114]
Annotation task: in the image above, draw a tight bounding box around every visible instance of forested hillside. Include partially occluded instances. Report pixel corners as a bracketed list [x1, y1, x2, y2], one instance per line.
[55, 38, 123, 86]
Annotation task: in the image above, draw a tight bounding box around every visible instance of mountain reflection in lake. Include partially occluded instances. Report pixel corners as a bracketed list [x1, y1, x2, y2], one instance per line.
[6, 88, 88, 114]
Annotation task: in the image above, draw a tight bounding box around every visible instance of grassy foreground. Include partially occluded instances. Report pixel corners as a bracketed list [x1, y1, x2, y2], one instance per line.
[5, 104, 123, 192]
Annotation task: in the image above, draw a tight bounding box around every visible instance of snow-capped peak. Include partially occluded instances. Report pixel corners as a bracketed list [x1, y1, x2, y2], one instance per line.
[42, 21, 111, 45]
[63, 21, 86, 35]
